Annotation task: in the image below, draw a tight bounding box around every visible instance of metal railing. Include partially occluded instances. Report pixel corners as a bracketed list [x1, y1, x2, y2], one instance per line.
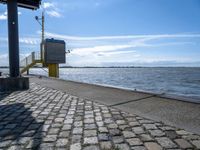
[34, 51, 41, 60]
[20, 51, 41, 68]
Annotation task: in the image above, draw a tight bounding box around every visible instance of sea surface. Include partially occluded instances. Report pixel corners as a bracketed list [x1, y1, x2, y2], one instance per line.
[1, 67, 200, 101]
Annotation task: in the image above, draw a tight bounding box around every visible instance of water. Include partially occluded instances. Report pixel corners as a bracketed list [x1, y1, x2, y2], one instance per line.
[1, 67, 200, 101]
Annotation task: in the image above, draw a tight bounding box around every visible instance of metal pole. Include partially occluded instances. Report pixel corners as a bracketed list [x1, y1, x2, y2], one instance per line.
[7, 0, 20, 77]
[40, 11, 44, 62]
[42, 11, 44, 43]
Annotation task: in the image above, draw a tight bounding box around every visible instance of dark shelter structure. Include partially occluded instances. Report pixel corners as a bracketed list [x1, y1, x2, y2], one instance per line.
[0, 0, 41, 92]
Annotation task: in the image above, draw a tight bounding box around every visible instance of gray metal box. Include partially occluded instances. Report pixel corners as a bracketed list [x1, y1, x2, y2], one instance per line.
[44, 38, 66, 64]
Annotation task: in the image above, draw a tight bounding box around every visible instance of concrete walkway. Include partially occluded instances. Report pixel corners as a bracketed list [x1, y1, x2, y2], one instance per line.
[0, 83, 200, 150]
[30, 76, 200, 135]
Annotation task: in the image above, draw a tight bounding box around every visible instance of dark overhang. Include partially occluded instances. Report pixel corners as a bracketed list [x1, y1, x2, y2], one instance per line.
[0, 0, 41, 10]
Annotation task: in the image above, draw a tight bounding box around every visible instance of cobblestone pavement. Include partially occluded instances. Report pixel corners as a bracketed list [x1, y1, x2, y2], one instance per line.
[0, 83, 200, 150]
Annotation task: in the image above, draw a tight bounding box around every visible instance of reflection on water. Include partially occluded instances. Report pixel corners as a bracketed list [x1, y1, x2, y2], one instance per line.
[1, 67, 200, 100]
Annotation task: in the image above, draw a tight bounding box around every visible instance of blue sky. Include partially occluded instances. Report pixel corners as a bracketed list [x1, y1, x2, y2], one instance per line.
[0, 0, 200, 66]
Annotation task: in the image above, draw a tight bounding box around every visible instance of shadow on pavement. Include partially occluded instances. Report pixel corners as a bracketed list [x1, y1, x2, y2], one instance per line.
[0, 92, 11, 101]
[0, 103, 43, 149]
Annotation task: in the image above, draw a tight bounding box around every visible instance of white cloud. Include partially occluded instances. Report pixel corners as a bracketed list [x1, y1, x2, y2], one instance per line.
[46, 10, 61, 18]
[0, 37, 40, 45]
[97, 50, 139, 57]
[0, 53, 32, 66]
[19, 37, 40, 45]
[0, 11, 22, 20]
[0, 54, 8, 66]
[0, 12, 7, 20]
[0, 54, 8, 59]
[45, 32, 199, 58]
[45, 32, 200, 41]
[71, 44, 138, 56]
[42, 2, 62, 18]
[43, 2, 54, 9]
[37, 32, 200, 66]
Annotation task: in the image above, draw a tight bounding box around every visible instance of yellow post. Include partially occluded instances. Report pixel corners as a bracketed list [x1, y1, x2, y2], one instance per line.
[48, 64, 59, 78]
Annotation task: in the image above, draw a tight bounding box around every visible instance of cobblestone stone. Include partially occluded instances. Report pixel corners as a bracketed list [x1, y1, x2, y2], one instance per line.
[126, 138, 143, 146]
[144, 142, 162, 150]
[139, 134, 153, 142]
[83, 145, 100, 150]
[182, 134, 200, 140]
[156, 137, 177, 148]
[98, 133, 110, 141]
[84, 123, 97, 129]
[113, 136, 124, 144]
[56, 138, 69, 147]
[174, 139, 193, 149]
[84, 137, 98, 144]
[131, 146, 147, 150]
[143, 124, 157, 130]
[108, 123, 118, 129]
[191, 140, 200, 149]
[73, 128, 83, 134]
[84, 130, 97, 137]
[0, 140, 12, 148]
[74, 121, 83, 127]
[115, 143, 130, 150]
[129, 121, 140, 127]
[165, 130, 178, 139]
[71, 135, 82, 144]
[123, 131, 136, 138]
[109, 129, 121, 136]
[0, 83, 199, 150]
[43, 135, 57, 142]
[133, 127, 145, 134]
[149, 130, 165, 137]
[62, 124, 71, 130]
[176, 130, 192, 135]
[159, 125, 175, 131]
[98, 127, 108, 133]
[58, 131, 70, 138]
[48, 128, 60, 134]
[100, 141, 112, 149]
[70, 143, 81, 150]
[119, 125, 130, 130]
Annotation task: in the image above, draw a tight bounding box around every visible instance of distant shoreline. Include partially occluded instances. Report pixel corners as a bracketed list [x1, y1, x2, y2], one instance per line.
[0, 66, 200, 69]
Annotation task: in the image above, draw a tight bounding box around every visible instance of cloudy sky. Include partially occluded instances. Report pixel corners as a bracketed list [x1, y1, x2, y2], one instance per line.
[0, 0, 200, 67]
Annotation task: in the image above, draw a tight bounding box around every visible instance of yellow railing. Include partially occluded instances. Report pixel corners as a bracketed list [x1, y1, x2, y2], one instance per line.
[20, 51, 42, 74]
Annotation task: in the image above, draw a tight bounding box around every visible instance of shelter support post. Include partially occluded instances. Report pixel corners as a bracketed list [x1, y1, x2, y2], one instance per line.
[7, 0, 20, 77]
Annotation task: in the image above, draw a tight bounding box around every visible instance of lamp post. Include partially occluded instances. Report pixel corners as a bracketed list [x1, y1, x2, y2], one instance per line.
[35, 11, 44, 43]
[35, 11, 44, 62]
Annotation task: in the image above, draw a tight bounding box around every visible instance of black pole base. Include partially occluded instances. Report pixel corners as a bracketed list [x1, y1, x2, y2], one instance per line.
[0, 77, 29, 92]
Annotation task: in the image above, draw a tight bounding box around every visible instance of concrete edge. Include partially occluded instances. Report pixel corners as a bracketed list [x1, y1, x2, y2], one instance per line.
[28, 74, 200, 104]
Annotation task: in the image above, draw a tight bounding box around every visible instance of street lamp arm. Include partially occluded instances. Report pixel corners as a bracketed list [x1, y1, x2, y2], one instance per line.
[35, 16, 42, 27]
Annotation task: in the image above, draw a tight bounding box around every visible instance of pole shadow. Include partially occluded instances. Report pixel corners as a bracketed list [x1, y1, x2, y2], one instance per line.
[0, 92, 11, 101]
[0, 103, 43, 149]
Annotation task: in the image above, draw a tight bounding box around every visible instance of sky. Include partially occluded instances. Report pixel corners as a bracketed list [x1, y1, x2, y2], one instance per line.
[0, 0, 200, 67]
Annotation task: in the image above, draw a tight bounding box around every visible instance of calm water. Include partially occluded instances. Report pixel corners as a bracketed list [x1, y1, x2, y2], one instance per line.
[1, 67, 200, 101]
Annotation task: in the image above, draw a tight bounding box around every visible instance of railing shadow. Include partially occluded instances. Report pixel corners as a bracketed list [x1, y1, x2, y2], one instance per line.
[0, 103, 43, 149]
